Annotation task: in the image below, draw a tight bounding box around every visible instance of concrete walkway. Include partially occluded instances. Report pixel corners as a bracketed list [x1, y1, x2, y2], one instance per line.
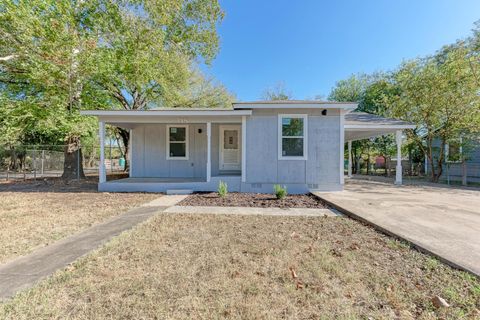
[0, 195, 187, 301]
[165, 205, 339, 217]
[315, 179, 480, 276]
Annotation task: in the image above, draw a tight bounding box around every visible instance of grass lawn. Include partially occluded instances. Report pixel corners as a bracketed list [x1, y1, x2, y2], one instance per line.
[1, 213, 478, 319]
[0, 177, 158, 264]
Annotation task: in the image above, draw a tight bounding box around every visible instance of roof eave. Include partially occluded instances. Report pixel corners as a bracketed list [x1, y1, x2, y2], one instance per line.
[80, 110, 252, 117]
[233, 103, 357, 110]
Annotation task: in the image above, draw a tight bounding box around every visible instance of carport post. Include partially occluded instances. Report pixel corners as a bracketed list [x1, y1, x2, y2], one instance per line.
[395, 130, 402, 185]
[99, 121, 106, 183]
[347, 140, 352, 178]
[206, 122, 211, 182]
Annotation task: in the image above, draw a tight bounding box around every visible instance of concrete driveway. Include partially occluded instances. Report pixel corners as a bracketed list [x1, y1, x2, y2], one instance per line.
[315, 179, 480, 276]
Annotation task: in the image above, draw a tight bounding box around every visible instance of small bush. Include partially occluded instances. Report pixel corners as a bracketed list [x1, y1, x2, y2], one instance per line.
[218, 181, 228, 198]
[273, 184, 287, 200]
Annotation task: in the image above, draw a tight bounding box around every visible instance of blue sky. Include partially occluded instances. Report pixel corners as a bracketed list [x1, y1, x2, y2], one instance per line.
[200, 0, 480, 101]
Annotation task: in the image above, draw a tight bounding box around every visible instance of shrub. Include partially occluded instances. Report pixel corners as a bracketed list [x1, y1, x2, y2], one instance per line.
[273, 184, 287, 200]
[218, 181, 228, 198]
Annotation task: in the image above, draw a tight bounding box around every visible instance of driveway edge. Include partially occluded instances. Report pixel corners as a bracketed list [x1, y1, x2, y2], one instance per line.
[313, 193, 480, 279]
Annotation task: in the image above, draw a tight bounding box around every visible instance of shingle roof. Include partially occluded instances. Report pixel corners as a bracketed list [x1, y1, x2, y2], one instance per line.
[345, 112, 413, 126]
[233, 100, 357, 105]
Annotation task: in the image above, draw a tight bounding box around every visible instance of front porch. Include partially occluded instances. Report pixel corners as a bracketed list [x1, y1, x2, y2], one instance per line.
[85, 108, 252, 193]
[99, 175, 242, 193]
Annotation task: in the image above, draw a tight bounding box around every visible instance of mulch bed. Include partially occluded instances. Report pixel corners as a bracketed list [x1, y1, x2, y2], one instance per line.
[177, 192, 328, 209]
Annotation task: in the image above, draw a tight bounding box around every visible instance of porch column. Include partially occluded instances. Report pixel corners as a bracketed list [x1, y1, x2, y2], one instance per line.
[128, 129, 133, 177]
[99, 121, 106, 183]
[241, 116, 246, 183]
[206, 122, 211, 182]
[395, 130, 402, 185]
[347, 140, 352, 178]
[339, 110, 345, 185]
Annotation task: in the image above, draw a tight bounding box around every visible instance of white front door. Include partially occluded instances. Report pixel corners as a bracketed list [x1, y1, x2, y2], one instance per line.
[219, 125, 241, 171]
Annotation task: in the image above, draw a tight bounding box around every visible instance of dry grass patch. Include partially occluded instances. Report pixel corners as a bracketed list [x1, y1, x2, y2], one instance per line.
[1, 214, 478, 319]
[0, 177, 158, 263]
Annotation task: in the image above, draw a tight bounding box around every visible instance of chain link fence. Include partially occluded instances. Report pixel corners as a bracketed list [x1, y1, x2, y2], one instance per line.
[0, 145, 126, 181]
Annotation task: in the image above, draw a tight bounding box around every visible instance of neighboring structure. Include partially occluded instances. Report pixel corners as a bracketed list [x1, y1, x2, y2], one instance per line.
[426, 137, 480, 184]
[81, 101, 415, 193]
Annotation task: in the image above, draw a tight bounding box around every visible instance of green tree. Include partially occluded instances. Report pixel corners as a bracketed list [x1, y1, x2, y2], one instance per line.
[387, 43, 480, 182]
[0, 0, 103, 178]
[329, 73, 401, 176]
[87, 0, 226, 170]
[0, 0, 227, 178]
[262, 82, 292, 100]
[327, 74, 369, 103]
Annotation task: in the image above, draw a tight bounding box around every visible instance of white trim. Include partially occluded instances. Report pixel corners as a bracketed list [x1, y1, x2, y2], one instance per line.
[347, 140, 352, 178]
[166, 125, 189, 160]
[81, 110, 252, 117]
[241, 116, 247, 182]
[99, 121, 106, 183]
[345, 124, 416, 129]
[395, 130, 402, 185]
[278, 114, 308, 161]
[233, 102, 357, 110]
[128, 129, 133, 177]
[219, 124, 241, 171]
[340, 110, 345, 184]
[445, 136, 463, 163]
[206, 122, 211, 182]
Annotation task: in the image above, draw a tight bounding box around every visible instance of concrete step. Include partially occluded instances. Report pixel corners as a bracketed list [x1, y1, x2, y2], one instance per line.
[166, 189, 193, 195]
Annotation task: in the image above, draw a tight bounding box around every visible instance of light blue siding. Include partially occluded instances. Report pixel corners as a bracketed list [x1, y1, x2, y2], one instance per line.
[131, 124, 206, 178]
[244, 108, 341, 190]
[126, 108, 343, 192]
[427, 138, 480, 183]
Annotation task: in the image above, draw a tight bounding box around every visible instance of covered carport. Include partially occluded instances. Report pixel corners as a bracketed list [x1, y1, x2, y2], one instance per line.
[344, 112, 416, 185]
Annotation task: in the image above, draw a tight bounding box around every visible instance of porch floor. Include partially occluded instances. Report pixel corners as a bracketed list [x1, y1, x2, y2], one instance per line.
[107, 177, 206, 184]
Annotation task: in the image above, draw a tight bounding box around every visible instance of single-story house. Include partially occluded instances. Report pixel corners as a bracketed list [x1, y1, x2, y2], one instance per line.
[81, 101, 415, 193]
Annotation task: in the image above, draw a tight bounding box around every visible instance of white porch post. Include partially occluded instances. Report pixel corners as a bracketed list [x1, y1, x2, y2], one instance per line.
[340, 111, 345, 185]
[128, 129, 133, 177]
[99, 121, 106, 183]
[395, 130, 403, 185]
[241, 116, 246, 183]
[206, 122, 211, 182]
[348, 140, 352, 178]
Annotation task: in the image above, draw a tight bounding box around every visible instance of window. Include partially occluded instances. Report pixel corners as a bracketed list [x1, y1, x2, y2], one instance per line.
[278, 114, 307, 160]
[445, 138, 462, 163]
[167, 125, 188, 159]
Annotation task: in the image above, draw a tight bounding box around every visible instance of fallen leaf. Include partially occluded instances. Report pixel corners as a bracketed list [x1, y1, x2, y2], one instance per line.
[330, 248, 343, 257]
[306, 244, 314, 253]
[431, 295, 450, 308]
[289, 266, 298, 279]
[290, 232, 300, 239]
[348, 242, 360, 250]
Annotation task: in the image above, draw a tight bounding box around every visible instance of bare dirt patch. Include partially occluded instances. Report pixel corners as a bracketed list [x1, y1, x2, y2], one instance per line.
[178, 192, 328, 208]
[0, 176, 158, 264]
[1, 214, 478, 319]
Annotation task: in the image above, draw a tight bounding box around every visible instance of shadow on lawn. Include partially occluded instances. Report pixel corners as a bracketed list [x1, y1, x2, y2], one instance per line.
[0, 174, 127, 193]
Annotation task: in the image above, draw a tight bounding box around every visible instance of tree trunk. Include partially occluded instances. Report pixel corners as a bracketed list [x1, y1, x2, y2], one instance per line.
[386, 157, 391, 177]
[355, 156, 361, 175]
[462, 161, 467, 186]
[381, 155, 387, 176]
[61, 136, 85, 180]
[117, 127, 130, 172]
